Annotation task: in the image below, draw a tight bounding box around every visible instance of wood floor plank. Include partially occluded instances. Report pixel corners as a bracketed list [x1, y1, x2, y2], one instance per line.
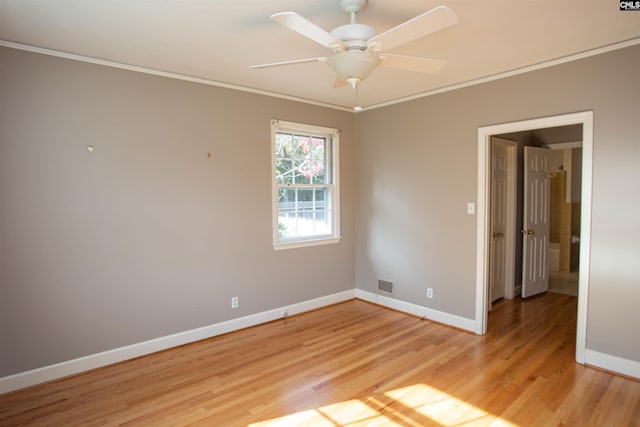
[1, 294, 639, 426]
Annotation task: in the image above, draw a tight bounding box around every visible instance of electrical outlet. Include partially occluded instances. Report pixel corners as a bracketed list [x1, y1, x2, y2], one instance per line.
[427, 288, 433, 299]
[231, 296, 239, 309]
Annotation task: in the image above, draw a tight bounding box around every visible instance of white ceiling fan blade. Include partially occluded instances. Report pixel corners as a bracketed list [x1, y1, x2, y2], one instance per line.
[368, 6, 458, 51]
[250, 57, 328, 69]
[380, 54, 447, 74]
[271, 12, 343, 49]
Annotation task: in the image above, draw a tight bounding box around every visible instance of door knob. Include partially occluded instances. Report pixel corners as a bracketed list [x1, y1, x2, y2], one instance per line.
[521, 229, 534, 235]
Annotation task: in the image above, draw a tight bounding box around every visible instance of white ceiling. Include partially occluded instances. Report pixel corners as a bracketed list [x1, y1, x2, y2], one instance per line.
[1, 0, 639, 111]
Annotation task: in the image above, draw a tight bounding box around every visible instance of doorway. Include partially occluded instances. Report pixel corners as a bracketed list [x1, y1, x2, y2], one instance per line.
[475, 111, 593, 364]
[489, 131, 582, 302]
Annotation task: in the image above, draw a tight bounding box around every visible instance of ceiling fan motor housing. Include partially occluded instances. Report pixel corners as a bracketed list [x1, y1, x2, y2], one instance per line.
[331, 24, 376, 51]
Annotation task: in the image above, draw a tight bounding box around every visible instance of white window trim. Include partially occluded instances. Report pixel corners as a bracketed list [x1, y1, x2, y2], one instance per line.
[271, 119, 341, 250]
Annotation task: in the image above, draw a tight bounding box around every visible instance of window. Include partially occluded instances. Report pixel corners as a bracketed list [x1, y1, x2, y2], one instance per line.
[271, 120, 340, 249]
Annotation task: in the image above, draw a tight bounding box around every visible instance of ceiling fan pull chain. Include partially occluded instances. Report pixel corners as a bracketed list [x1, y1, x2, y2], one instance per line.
[354, 81, 363, 111]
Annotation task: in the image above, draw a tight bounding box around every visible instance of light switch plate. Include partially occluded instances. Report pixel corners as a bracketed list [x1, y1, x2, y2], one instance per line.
[467, 202, 475, 215]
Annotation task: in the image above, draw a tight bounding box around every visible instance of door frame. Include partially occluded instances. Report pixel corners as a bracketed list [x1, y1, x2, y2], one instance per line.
[475, 111, 593, 364]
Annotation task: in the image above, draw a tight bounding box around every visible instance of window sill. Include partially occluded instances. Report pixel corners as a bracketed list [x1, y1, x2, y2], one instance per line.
[273, 236, 342, 251]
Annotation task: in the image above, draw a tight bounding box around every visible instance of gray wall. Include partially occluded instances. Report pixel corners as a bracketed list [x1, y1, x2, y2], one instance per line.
[2, 42, 640, 379]
[0, 46, 356, 377]
[355, 44, 640, 363]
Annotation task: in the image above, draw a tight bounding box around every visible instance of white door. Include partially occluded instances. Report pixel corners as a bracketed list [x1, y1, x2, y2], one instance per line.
[490, 141, 508, 302]
[522, 146, 551, 298]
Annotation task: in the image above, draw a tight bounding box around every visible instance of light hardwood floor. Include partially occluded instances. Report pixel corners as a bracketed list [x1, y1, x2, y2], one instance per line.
[1, 294, 638, 426]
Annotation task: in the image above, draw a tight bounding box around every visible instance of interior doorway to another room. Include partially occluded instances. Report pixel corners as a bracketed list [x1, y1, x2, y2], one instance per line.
[489, 126, 583, 304]
[476, 111, 593, 364]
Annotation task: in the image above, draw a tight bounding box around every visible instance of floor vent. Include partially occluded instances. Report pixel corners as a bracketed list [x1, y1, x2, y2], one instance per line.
[378, 280, 393, 293]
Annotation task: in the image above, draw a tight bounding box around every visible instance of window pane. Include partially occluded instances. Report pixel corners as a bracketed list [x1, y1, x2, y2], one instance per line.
[311, 137, 327, 184]
[275, 132, 327, 185]
[274, 133, 293, 160]
[278, 213, 295, 238]
[278, 188, 296, 213]
[297, 188, 313, 205]
[294, 160, 310, 184]
[275, 133, 295, 184]
[275, 158, 294, 184]
[276, 186, 332, 239]
[280, 210, 330, 238]
[315, 209, 332, 232]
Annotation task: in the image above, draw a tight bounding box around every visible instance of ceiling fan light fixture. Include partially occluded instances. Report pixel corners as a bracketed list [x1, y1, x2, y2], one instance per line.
[327, 50, 381, 82]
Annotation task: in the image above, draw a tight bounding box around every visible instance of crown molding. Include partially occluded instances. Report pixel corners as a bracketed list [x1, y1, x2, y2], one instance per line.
[2, 37, 640, 113]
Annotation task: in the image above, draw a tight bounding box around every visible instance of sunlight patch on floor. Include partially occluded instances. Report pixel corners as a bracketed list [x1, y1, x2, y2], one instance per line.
[249, 398, 393, 426]
[249, 384, 518, 426]
[386, 384, 518, 426]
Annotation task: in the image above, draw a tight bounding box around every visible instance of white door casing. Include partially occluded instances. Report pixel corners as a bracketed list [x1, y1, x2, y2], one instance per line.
[522, 146, 551, 298]
[476, 110, 593, 365]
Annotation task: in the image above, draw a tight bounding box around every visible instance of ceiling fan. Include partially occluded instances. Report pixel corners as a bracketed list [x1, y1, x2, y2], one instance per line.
[251, 0, 458, 92]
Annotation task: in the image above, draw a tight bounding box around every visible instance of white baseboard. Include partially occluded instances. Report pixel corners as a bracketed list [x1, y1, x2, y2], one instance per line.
[355, 289, 476, 333]
[0, 289, 356, 395]
[584, 349, 640, 379]
[5, 290, 635, 395]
